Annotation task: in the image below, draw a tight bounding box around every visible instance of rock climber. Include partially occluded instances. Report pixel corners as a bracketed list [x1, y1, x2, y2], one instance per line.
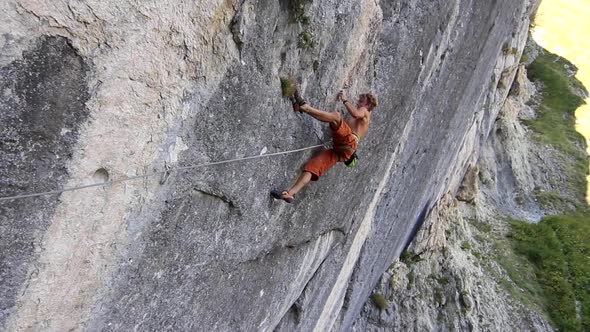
[271, 89, 378, 203]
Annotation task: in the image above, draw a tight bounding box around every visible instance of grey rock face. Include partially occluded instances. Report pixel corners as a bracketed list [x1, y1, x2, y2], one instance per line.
[0, 0, 537, 330]
[354, 50, 563, 332]
[353, 195, 553, 332]
[0, 36, 90, 325]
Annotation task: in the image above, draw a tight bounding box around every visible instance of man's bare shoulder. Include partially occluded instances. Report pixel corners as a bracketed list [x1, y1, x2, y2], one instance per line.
[359, 106, 370, 119]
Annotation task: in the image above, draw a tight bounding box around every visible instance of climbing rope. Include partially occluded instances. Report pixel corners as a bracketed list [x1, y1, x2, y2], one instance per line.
[0, 143, 325, 202]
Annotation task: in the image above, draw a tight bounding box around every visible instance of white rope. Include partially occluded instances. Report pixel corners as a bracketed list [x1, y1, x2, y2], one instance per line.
[0, 143, 325, 202]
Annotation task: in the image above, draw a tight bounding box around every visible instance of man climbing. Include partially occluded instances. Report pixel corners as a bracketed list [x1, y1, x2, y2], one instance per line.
[271, 89, 378, 203]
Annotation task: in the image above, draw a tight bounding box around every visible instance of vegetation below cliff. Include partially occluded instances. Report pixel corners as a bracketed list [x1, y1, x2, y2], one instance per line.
[509, 215, 589, 331]
[525, 50, 588, 204]
[507, 49, 589, 332]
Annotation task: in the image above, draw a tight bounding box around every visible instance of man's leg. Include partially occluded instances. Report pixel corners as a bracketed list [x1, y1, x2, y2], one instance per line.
[293, 90, 341, 126]
[287, 171, 313, 195]
[271, 171, 311, 203]
[300, 104, 341, 126]
[271, 90, 340, 203]
[271, 149, 337, 203]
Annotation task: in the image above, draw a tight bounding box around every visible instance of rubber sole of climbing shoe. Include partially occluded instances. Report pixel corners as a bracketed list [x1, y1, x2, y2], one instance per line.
[293, 89, 306, 106]
[271, 189, 294, 203]
[290, 97, 301, 112]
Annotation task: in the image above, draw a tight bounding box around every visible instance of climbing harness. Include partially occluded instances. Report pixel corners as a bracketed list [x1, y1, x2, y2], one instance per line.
[344, 151, 358, 168]
[0, 144, 324, 202]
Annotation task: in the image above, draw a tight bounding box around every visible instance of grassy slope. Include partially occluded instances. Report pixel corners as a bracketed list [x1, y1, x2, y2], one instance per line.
[506, 49, 589, 331]
[509, 215, 589, 331]
[525, 51, 588, 202]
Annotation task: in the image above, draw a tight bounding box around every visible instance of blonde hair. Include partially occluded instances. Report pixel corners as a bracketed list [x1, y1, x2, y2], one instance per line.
[360, 93, 378, 111]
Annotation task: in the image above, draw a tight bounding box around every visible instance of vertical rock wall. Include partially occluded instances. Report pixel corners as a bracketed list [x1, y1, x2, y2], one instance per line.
[0, 0, 537, 330]
[352, 62, 559, 332]
[0, 35, 90, 326]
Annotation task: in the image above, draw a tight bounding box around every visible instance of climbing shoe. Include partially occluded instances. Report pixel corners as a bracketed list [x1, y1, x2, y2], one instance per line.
[271, 190, 295, 203]
[290, 96, 301, 113]
[293, 89, 307, 106]
[345, 152, 358, 168]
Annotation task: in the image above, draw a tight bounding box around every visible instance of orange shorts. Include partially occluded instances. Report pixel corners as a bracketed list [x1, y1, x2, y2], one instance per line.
[303, 120, 358, 181]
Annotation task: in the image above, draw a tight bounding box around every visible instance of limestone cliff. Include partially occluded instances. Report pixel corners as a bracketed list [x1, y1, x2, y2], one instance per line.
[0, 0, 538, 330]
[354, 42, 589, 331]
